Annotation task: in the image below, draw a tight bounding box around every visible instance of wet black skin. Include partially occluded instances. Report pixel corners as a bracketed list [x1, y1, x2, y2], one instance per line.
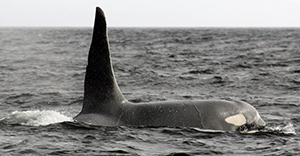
[74, 7, 265, 131]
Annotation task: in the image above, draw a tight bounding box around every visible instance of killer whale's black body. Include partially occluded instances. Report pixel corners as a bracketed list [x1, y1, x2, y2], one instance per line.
[74, 7, 265, 131]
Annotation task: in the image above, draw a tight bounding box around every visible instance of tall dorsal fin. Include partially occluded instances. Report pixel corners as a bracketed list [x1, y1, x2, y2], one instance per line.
[80, 7, 126, 114]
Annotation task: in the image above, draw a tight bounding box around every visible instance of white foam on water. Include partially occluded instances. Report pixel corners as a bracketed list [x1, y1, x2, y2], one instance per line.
[262, 123, 296, 135]
[1, 110, 73, 126]
[275, 123, 296, 135]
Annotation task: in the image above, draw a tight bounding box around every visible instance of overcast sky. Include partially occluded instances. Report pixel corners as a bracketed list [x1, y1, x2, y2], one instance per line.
[1, 0, 300, 27]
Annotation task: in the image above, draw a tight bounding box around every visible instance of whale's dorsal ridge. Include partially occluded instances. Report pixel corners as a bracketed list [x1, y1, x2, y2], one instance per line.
[79, 7, 127, 115]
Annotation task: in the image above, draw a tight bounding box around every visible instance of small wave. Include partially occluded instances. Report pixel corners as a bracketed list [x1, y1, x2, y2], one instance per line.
[0, 110, 73, 126]
[161, 123, 296, 135]
[262, 123, 296, 135]
[239, 123, 296, 135]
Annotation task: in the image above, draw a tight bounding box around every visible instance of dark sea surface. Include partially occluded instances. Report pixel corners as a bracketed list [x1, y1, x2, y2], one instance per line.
[0, 27, 299, 155]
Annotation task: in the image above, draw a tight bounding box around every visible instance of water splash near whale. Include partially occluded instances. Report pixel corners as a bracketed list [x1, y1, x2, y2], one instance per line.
[1, 110, 73, 126]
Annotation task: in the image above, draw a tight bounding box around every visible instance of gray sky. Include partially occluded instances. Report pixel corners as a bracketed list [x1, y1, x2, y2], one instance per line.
[1, 0, 300, 27]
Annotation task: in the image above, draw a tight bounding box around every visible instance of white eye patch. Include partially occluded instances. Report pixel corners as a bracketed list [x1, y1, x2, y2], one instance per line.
[225, 114, 246, 126]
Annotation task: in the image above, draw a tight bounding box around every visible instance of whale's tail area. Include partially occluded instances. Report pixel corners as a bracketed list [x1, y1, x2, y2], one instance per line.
[76, 7, 127, 115]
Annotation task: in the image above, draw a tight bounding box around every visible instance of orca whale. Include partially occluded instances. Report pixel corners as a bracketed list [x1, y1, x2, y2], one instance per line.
[74, 7, 265, 131]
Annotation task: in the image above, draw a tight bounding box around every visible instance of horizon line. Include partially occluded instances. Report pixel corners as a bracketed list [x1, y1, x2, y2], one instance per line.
[1, 26, 300, 29]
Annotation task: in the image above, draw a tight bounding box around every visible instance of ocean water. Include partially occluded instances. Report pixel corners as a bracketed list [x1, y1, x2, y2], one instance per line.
[0, 27, 299, 155]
